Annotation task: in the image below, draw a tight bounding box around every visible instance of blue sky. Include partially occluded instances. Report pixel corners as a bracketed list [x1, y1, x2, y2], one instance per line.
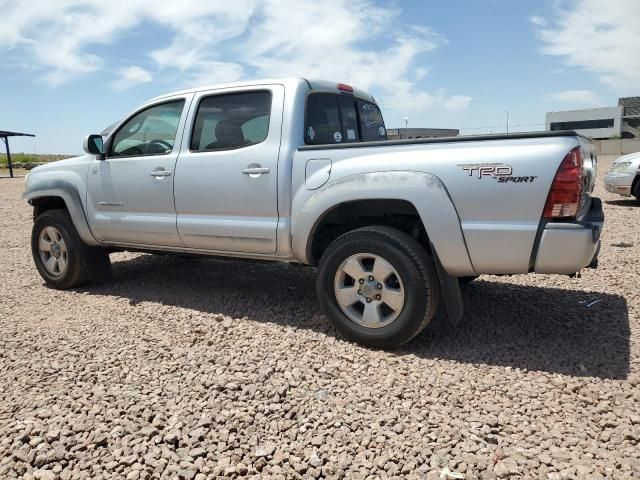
[0, 0, 637, 154]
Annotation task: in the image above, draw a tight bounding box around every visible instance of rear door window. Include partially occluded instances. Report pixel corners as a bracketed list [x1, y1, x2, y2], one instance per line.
[190, 91, 272, 151]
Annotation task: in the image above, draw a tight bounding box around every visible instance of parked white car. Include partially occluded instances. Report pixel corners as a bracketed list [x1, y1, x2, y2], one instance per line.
[603, 152, 640, 201]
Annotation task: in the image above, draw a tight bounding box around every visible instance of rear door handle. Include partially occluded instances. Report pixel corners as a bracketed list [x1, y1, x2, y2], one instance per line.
[241, 167, 270, 175]
[150, 170, 172, 177]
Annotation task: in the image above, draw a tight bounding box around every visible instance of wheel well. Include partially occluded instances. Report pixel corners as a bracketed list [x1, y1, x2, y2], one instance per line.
[309, 199, 431, 264]
[632, 175, 640, 197]
[31, 196, 68, 219]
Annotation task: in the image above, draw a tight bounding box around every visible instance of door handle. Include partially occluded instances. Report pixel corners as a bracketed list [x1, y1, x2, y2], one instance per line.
[241, 167, 270, 175]
[150, 170, 172, 177]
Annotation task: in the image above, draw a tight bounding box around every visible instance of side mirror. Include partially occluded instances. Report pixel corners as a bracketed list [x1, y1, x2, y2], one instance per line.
[83, 134, 105, 159]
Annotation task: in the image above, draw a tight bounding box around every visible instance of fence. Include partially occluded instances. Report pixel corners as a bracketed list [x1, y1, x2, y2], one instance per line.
[592, 138, 640, 156]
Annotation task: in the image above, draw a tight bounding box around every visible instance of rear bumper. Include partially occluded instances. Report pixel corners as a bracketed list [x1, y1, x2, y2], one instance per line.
[533, 198, 603, 274]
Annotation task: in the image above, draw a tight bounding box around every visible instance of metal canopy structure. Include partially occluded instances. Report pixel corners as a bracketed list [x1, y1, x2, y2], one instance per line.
[1, 130, 36, 178]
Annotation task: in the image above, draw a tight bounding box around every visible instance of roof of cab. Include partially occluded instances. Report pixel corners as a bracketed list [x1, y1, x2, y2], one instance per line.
[145, 78, 376, 105]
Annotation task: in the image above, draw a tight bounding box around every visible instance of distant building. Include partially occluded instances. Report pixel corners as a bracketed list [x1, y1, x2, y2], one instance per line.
[386, 128, 459, 140]
[546, 107, 623, 139]
[619, 97, 640, 138]
[545, 96, 640, 139]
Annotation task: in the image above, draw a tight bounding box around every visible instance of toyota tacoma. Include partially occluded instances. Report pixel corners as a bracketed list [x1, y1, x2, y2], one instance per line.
[24, 78, 604, 347]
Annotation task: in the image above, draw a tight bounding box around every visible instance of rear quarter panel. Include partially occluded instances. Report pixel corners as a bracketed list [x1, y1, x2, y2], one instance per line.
[292, 136, 580, 275]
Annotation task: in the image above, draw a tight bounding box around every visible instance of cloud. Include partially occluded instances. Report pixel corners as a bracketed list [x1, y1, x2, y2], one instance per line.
[186, 61, 245, 88]
[529, 16, 546, 27]
[0, 0, 141, 85]
[0, 0, 469, 112]
[112, 66, 153, 90]
[532, 0, 640, 93]
[444, 95, 473, 112]
[545, 89, 603, 107]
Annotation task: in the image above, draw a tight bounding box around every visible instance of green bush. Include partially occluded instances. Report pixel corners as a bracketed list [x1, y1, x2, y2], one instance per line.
[0, 153, 73, 169]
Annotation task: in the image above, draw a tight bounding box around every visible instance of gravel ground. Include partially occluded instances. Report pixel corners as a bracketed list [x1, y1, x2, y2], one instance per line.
[1, 155, 638, 480]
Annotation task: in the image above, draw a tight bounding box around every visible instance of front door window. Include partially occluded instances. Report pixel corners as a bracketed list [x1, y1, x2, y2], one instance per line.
[110, 100, 185, 157]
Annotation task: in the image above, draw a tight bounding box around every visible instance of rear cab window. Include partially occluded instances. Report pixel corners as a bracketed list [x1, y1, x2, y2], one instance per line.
[357, 99, 386, 142]
[304, 92, 386, 145]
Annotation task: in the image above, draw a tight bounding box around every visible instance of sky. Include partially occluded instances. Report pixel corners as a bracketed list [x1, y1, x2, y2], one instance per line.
[0, 0, 638, 154]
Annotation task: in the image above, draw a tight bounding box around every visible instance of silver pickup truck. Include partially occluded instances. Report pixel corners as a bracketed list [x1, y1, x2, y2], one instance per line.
[24, 78, 604, 347]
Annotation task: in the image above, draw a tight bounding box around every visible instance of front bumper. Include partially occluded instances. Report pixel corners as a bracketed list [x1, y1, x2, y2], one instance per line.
[603, 172, 634, 196]
[533, 198, 603, 274]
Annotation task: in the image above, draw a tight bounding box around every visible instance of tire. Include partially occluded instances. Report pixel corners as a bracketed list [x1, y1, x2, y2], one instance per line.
[316, 226, 440, 348]
[458, 275, 479, 286]
[632, 177, 640, 202]
[31, 209, 90, 289]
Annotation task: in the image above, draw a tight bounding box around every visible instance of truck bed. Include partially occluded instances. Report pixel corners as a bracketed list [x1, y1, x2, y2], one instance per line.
[298, 130, 586, 151]
[293, 129, 595, 275]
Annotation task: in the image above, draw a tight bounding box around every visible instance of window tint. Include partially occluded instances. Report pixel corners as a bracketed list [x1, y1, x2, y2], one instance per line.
[241, 115, 270, 144]
[338, 96, 359, 143]
[305, 93, 387, 145]
[550, 119, 614, 131]
[357, 100, 386, 141]
[191, 91, 272, 151]
[305, 93, 342, 144]
[111, 100, 185, 157]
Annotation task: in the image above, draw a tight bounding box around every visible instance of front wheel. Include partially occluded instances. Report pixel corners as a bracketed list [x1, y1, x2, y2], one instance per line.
[31, 209, 90, 289]
[317, 226, 440, 348]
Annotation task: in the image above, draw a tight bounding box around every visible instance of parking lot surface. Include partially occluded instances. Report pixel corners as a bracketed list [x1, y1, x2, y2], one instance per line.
[1, 156, 638, 479]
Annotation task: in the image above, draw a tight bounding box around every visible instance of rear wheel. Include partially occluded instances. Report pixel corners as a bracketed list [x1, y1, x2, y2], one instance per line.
[317, 226, 440, 348]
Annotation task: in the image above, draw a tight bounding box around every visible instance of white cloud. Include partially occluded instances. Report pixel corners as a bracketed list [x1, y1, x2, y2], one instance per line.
[112, 65, 153, 90]
[532, 0, 640, 93]
[186, 61, 245, 88]
[0, 0, 470, 112]
[444, 95, 473, 112]
[0, 0, 141, 85]
[545, 89, 603, 107]
[529, 16, 546, 27]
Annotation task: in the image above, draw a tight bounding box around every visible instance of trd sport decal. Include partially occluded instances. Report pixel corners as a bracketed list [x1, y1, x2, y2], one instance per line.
[458, 163, 537, 183]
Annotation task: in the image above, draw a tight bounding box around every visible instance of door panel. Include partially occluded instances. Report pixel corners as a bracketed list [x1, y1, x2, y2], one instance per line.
[86, 155, 180, 245]
[86, 96, 191, 246]
[174, 86, 284, 254]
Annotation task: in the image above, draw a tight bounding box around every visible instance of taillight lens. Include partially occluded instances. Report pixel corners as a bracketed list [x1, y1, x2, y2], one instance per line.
[543, 146, 583, 219]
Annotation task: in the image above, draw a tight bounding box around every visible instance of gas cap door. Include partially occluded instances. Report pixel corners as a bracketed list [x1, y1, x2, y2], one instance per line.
[305, 158, 332, 190]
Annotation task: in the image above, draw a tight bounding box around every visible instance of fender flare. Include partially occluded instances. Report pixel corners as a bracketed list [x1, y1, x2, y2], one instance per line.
[23, 178, 99, 246]
[292, 171, 476, 276]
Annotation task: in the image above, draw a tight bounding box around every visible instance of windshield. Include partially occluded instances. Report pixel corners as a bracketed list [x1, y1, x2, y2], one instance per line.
[101, 121, 119, 137]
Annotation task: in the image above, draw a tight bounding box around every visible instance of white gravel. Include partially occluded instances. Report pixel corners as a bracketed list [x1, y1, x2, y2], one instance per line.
[1, 155, 638, 479]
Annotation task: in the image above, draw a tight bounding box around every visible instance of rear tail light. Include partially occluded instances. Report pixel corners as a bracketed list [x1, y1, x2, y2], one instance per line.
[543, 146, 583, 219]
